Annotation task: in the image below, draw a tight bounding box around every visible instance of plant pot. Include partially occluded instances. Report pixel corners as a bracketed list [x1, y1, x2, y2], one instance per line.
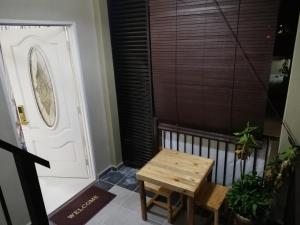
[235, 214, 254, 225]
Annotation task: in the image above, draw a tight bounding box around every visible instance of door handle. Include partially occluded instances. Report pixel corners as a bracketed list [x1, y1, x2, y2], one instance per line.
[17, 105, 29, 125]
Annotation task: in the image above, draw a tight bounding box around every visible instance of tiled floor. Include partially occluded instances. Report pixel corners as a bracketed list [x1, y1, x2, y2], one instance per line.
[97, 165, 139, 192]
[87, 165, 210, 225]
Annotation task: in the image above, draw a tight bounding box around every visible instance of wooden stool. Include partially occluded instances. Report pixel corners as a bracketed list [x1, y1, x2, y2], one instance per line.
[195, 182, 229, 225]
[144, 182, 183, 223]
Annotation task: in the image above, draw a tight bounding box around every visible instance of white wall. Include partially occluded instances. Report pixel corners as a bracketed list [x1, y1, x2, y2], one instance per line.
[93, 0, 122, 164]
[0, 0, 121, 224]
[0, 82, 30, 224]
[0, 0, 121, 173]
[280, 15, 300, 150]
[0, 205, 7, 225]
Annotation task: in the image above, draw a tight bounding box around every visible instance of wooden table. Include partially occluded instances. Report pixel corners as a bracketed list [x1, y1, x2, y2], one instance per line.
[136, 149, 214, 225]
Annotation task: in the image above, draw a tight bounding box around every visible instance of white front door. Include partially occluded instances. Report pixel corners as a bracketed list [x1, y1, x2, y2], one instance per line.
[0, 26, 90, 178]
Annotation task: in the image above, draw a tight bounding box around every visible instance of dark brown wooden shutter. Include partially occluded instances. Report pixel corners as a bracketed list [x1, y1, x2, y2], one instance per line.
[108, 0, 154, 167]
[150, 0, 279, 133]
[176, 0, 238, 133]
[150, 0, 178, 124]
[231, 0, 279, 130]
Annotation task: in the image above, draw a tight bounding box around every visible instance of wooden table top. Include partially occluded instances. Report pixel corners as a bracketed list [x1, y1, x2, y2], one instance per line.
[136, 149, 214, 197]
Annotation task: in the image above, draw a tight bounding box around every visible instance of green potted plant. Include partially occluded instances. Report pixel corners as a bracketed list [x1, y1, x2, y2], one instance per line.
[227, 173, 274, 225]
[265, 144, 298, 190]
[233, 122, 259, 177]
[227, 122, 272, 225]
[228, 123, 299, 224]
[263, 138, 299, 223]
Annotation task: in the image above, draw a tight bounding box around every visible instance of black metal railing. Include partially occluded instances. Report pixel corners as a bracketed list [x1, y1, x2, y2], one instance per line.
[0, 139, 50, 225]
[158, 123, 270, 186]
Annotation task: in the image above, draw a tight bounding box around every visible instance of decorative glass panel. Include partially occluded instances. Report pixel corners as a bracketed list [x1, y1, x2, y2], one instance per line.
[29, 47, 56, 127]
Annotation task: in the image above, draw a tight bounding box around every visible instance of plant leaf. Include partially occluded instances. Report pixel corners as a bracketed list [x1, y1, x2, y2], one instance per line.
[252, 203, 258, 217]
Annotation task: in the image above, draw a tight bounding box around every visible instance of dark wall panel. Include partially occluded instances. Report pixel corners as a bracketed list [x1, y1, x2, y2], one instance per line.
[176, 0, 238, 133]
[108, 0, 154, 167]
[150, 0, 178, 124]
[150, 0, 279, 133]
[232, 0, 279, 130]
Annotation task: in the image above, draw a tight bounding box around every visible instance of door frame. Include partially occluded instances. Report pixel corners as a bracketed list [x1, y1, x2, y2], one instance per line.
[0, 19, 96, 180]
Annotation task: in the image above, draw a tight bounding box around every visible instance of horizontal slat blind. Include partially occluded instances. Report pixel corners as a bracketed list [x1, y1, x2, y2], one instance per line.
[232, 0, 279, 130]
[176, 0, 238, 133]
[150, 0, 178, 124]
[108, 0, 154, 167]
[150, 0, 279, 133]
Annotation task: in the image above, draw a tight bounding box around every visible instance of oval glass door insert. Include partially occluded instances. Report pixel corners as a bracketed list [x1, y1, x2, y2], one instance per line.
[29, 46, 56, 127]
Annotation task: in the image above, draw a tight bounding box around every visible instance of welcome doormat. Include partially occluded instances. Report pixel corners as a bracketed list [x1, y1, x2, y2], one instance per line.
[50, 185, 116, 225]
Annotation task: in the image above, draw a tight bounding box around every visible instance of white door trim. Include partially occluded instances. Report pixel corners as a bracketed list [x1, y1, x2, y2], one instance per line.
[0, 20, 96, 180]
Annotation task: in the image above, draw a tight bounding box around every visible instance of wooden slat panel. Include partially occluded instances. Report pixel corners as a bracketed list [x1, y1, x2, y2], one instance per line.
[231, 0, 279, 130]
[150, 0, 279, 133]
[108, 0, 155, 167]
[176, 0, 237, 133]
[150, 0, 178, 124]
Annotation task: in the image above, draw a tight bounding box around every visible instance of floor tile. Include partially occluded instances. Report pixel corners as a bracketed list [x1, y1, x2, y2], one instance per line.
[141, 220, 162, 225]
[86, 202, 120, 225]
[100, 171, 125, 184]
[98, 166, 115, 178]
[120, 187, 168, 224]
[117, 174, 138, 191]
[118, 165, 138, 176]
[120, 190, 140, 212]
[162, 210, 186, 225]
[95, 180, 114, 191]
[109, 185, 135, 206]
[147, 205, 168, 224]
[162, 210, 210, 225]
[102, 206, 145, 225]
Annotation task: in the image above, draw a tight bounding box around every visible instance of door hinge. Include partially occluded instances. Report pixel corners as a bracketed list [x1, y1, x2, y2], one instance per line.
[85, 158, 89, 166]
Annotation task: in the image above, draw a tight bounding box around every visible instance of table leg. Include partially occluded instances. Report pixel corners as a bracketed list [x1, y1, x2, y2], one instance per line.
[207, 170, 213, 182]
[138, 180, 147, 221]
[187, 196, 194, 225]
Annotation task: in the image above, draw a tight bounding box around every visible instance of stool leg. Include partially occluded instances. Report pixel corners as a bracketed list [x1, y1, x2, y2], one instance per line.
[187, 196, 195, 225]
[207, 170, 213, 182]
[180, 194, 184, 205]
[214, 210, 219, 225]
[167, 194, 172, 223]
[138, 181, 147, 221]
